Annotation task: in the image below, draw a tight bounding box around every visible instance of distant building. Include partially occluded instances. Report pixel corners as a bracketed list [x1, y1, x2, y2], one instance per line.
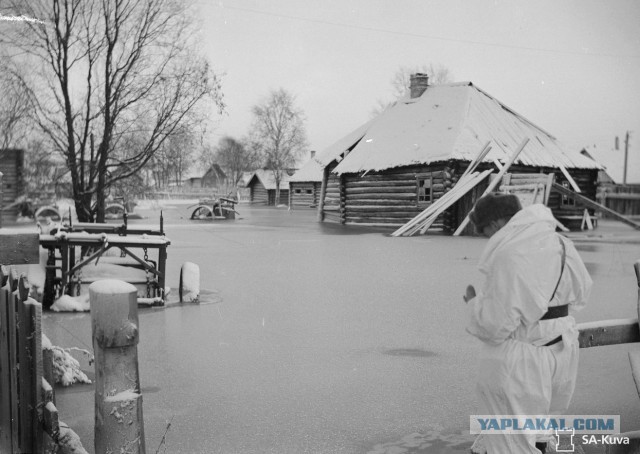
[246, 169, 291, 206]
[289, 151, 323, 208]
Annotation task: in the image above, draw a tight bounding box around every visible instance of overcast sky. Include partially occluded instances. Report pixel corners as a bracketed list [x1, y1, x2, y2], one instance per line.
[196, 0, 640, 180]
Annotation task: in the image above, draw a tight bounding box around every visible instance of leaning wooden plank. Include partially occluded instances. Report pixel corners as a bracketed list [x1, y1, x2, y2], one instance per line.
[416, 170, 494, 235]
[544, 173, 555, 205]
[401, 172, 483, 236]
[0, 267, 12, 453]
[0, 231, 40, 265]
[629, 350, 640, 399]
[460, 141, 492, 180]
[558, 163, 581, 193]
[394, 171, 488, 236]
[577, 318, 640, 348]
[453, 138, 531, 236]
[552, 182, 640, 230]
[392, 169, 491, 236]
[398, 172, 486, 236]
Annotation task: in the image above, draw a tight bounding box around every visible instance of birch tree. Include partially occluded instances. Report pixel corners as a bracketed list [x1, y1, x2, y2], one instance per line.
[2, 0, 224, 221]
[249, 89, 307, 205]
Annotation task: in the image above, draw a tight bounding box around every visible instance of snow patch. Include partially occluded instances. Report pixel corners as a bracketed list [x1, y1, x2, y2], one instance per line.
[51, 294, 90, 312]
[89, 279, 138, 295]
[104, 388, 140, 403]
[42, 334, 92, 386]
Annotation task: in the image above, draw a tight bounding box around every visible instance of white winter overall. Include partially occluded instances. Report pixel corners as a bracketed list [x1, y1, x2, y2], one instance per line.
[467, 205, 592, 454]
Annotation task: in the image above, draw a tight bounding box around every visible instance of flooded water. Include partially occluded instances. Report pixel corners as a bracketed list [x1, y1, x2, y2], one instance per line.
[44, 203, 640, 453]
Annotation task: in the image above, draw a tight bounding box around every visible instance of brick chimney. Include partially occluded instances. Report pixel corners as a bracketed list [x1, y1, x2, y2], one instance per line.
[409, 73, 429, 98]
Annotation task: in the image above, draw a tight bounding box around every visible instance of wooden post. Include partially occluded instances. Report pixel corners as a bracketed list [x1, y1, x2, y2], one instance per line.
[91, 279, 146, 454]
[317, 166, 329, 222]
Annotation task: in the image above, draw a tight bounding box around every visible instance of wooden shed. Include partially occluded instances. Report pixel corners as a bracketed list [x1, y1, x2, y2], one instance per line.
[247, 169, 291, 206]
[0, 149, 25, 225]
[202, 164, 228, 189]
[315, 78, 601, 233]
[289, 155, 323, 208]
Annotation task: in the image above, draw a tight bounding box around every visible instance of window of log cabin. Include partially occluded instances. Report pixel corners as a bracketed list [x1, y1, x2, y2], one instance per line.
[295, 189, 301, 194]
[416, 174, 433, 204]
[306, 189, 312, 194]
[560, 181, 575, 207]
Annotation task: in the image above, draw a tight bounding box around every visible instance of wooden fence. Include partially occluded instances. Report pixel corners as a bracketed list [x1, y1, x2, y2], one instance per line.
[1, 265, 86, 453]
[597, 183, 640, 218]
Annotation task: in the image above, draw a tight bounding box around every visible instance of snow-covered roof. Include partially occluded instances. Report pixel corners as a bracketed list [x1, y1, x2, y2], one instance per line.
[289, 158, 323, 182]
[316, 82, 601, 175]
[581, 144, 639, 184]
[248, 169, 291, 190]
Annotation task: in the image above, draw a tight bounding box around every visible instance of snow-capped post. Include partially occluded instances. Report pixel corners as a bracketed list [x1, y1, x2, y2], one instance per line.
[179, 262, 200, 303]
[90, 280, 146, 454]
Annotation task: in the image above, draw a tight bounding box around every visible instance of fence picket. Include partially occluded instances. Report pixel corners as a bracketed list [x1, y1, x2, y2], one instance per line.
[7, 269, 20, 453]
[0, 266, 13, 452]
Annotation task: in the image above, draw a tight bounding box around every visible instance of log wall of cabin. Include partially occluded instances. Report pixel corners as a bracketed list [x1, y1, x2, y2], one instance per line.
[319, 159, 598, 233]
[327, 164, 451, 228]
[250, 181, 268, 204]
[289, 182, 319, 208]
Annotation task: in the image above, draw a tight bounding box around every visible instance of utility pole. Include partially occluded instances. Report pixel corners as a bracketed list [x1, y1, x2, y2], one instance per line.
[623, 131, 630, 185]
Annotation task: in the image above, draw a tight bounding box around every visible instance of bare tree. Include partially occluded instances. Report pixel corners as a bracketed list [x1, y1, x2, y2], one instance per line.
[250, 88, 308, 205]
[2, 0, 224, 222]
[0, 63, 31, 151]
[203, 136, 261, 190]
[372, 63, 453, 116]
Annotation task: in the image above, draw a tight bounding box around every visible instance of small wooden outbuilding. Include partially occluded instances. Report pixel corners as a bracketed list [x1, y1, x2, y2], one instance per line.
[314, 76, 602, 233]
[289, 153, 323, 208]
[247, 169, 291, 206]
[201, 164, 228, 189]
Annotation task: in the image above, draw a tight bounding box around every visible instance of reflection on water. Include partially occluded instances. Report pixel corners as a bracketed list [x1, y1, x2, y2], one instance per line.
[383, 348, 437, 358]
[583, 262, 603, 275]
[162, 288, 222, 308]
[574, 244, 602, 253]
[367, 429, 473, 454]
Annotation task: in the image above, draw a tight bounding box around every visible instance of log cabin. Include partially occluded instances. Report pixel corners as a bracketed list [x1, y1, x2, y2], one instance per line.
[247, 169, 291, 206]
[289, 152, 323, 209]
[314, 74, 602, 234]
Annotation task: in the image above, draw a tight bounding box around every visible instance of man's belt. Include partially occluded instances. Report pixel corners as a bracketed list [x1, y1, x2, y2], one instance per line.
[540, 304, 569, 320]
